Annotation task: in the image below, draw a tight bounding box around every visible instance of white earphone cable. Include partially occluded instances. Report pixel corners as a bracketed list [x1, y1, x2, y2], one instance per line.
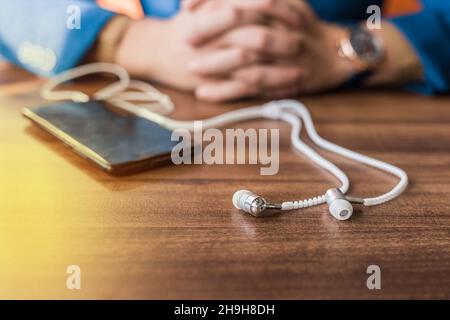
[40, 63, 408, 211]
[264, 100, 408, 207]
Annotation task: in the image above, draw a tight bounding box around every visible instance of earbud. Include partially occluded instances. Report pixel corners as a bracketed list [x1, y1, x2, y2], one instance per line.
[233, 188, 355, 220]
[325, 188, 353, 220]
[232, 190, 283, 217]
[232, 190, 267, 217]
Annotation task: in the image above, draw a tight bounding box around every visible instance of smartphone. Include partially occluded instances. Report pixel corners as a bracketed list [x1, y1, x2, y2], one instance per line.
[23, 101, 178, 175]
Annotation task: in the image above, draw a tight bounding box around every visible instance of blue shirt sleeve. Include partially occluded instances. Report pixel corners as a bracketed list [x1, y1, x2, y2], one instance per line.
[390, 0, 450, 94]
[0, 0, 115, 77]
[310, 0, 384, 24]
[141, 0, 180, 19]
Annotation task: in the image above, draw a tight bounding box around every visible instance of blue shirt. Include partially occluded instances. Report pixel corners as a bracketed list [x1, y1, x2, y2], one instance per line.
[0, 0, 449, 94]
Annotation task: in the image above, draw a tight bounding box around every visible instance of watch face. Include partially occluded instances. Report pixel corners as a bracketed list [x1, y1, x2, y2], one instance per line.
[350, 28, 383, 65]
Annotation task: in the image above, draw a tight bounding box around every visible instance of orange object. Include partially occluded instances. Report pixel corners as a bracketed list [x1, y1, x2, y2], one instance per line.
[97, 0, 144, 19]
[384, 0, 422, 17]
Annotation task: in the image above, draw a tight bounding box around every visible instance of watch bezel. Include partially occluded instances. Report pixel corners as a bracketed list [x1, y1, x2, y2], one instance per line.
[348, 26, 384, 67]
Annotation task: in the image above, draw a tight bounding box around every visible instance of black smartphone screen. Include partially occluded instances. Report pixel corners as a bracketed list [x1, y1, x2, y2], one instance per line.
[23, 101, 178, 174]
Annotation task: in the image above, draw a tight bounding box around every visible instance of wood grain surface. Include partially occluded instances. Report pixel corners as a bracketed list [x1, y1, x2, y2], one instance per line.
[0, 65, 449, 299]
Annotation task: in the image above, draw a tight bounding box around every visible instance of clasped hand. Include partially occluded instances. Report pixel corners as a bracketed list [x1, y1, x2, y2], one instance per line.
[116, 0, 354, 102]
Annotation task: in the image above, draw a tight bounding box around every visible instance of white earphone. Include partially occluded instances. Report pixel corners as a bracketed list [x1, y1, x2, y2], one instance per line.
[232, 188, 356, 220]
[40, 63, 408, 221]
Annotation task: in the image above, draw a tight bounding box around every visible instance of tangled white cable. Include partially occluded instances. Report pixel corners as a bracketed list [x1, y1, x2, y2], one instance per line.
[41, 62, 174, 114]
[41, 63, 408, 221]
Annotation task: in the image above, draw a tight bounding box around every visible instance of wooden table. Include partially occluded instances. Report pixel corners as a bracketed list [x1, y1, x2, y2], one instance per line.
[1, 65, 449, 299]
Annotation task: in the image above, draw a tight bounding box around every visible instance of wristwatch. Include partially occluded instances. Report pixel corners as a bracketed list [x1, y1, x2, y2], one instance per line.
[338, 25, 384, 77]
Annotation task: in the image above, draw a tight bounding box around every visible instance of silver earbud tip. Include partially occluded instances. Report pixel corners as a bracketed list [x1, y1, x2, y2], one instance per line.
[232, 190, 251, 209]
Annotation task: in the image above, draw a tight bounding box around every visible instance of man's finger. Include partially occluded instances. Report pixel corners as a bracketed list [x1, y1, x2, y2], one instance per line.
[217, 25, 304, 57]
[189, 47, 262, 75]
[187, 8, 266, 46]
[286, 0, 316, 26]
[196, 80, 258, 102]
[185, 0, 304, 28]
[232, 64, 306, 89]
[225, 0, 302, 28]
[186, 7, 242, 45]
